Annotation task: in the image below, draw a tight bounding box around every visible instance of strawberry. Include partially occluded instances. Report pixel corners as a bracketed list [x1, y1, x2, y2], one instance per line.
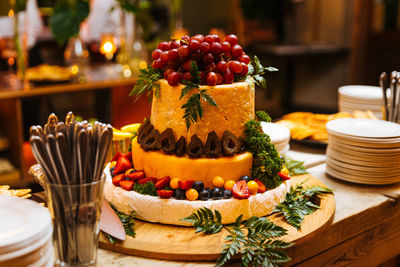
[278, 172, 290, 181]
[254, 179, 266, 193]
[155, 176, 171, 190]
[112, 174, 125, 186]
[127, 170, 146, 181]
[123, 152, 132, 162]
[120, 180, 135, 191]
[111, 152, 123, 162]
[232, 180, 250, 199]
[178, 180, 195, 190]
[113, 156, 132, 175]
[157, 190, 174, 199]
[137, 177, 157, 185]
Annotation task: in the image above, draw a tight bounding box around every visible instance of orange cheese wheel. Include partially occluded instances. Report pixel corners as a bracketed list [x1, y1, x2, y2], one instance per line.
[151, 79, 254, 143]
[131, 138, 253, 188]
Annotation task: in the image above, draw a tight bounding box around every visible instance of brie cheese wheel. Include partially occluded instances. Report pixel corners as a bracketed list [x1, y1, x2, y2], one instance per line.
[104, 164, 290, 226]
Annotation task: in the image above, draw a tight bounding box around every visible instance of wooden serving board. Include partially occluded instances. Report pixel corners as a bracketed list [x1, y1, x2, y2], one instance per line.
[99, 174, 335, 261]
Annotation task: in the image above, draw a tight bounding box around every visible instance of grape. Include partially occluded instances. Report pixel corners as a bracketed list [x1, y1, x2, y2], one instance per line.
[224, 51, 232, 59]
[239, 54, 250, 64]
[202, 52, 214, 64]
[212, 34, 221, 42]
[228, 60, 242, 74]
[154, 58, 166, 69]
[180, 35, 190, 44]
[204, 35, 215, 44]
[200, 42, 210, 53]
[216, 61, 228, 73]
[152, 49, 162, 60]
[207, 72, 217, 86]
[158, 41, 170, 51]
[167, 72, 181, 86]
[170, 40, 181, 49]
[199, 71, 207, 84]
[210, 42, 223, 55]
[164, 68, 174, 79]
[224, 69, 234, 84]
[182, 71, 192, 82]
[221, 41, 231, 53]
[231, 44, 243, 58]
[216, 73, 223, 84]
[168, 48, 179, 61]
[178, 45, 190, 58]
[205, 63, 216, 72]
[239, 63, 248, 76]
[224, 34, 238, 46]
[189, 39, 201, 51]
[160, 51, 169, 63]
[192, 34, 204, 43]
[183, 60, 194, 71]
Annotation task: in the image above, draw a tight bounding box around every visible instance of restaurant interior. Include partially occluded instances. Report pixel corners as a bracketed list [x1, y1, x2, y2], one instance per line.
[1, 0, 400, 266]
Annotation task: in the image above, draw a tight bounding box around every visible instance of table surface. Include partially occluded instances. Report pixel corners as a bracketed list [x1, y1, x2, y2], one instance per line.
[97, 143, 400, 266]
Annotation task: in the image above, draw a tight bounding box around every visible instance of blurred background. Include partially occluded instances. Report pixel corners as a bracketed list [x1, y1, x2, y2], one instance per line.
[0, 0, 399, 186]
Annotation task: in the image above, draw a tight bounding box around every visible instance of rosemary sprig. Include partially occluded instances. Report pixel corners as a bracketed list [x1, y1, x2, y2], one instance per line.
[182, 208, 292, 267]
[129, 66, 163, 101]
[246, 56, 278, 88]
[101, 204, 136, 244]
[274, 183, 332, 229]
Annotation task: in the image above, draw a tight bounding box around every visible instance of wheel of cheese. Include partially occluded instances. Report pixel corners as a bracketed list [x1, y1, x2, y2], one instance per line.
[151, 79, 254, 143]
[103, 164, 290, 226]
[131, 138, 253, 188]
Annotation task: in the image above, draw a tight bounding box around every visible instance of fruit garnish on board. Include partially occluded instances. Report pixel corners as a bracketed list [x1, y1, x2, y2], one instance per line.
[129, 34, 277, 129]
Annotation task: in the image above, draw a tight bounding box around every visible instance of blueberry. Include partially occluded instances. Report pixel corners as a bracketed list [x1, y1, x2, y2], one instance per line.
[223, 189, 232, 199]
[110, 166, 115, 176]
[174, 189, 186, 200]
[213, 188, 223, 200]
[192, 181, 204, 192]
[239, 175, 250, 183]
[199, 189, 210, 200]
[205, 188, 213, 198]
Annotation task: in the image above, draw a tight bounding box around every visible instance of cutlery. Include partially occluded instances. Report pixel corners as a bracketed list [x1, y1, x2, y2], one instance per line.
[379, 72, 388, 120]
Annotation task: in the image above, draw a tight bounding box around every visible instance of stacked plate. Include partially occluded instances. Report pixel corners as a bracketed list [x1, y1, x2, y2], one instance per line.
[326, 118, 400, 184]
[0, 196, 54, 266]
[261, 122, 290, 155]
[338, 85, 384, 119]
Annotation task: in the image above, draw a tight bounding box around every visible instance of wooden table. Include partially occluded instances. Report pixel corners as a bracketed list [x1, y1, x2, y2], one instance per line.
[0, 65, 136, 185]
[97, 144, 400, 266]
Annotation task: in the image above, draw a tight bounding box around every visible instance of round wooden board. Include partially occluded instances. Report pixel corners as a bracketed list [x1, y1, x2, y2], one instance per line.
[99, 174, 335, 261]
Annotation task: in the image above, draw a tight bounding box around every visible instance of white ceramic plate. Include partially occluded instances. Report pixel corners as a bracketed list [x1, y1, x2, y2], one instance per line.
[338, 85, 384, 100]
[261, 122, 290, 144]
[327, 118, 400, 138]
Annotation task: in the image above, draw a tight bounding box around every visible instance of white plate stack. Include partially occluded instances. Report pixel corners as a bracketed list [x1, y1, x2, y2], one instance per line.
[326, 118, 400, 184]
[0, 195, 54, 267]
[261, 122, 290, 155]
[338, 85, 384, 119]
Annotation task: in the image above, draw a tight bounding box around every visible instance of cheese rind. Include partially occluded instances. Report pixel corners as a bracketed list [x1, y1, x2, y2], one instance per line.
[131, 138, 253, 188]
[151, 79, 254, 143]
[104, 164, 290, 226]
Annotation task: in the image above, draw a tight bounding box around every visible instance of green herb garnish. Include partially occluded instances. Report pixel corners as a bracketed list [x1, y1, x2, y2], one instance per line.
[182, 89, 217, 129]
[274, 183, 332, 229]
[246, 56, 278, 88]
[129, 66, 163, 101]
[101, 204, 136, 244]
[133, 181, 158, 196]
[244, 111, 283, 189]
[284, 157, 308, 176]
[182, 208, 292, 267]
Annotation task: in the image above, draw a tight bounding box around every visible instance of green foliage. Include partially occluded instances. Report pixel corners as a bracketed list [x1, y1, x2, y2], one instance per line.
[181, 207, 223, 234]
[129, 66, 163, 100]
[102, 204, 136, 244]
[49, 0, 90, 43]
[246, 56, 278, 88]
[133, 181, 158, 196]
[275, 183, 333, 229]
[183, 209, 292, 267]
[256, 110, 271, 123]
[244, 112, 283, 189]
[284, 157, 308, 176]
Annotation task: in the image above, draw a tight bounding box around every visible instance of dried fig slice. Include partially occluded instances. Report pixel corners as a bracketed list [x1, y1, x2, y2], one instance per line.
[141, 129, 160, 151]
[186, 135, 204, 158]
[137, 118, 153, 144]
[222, 130, 240, 156]
[204, 131, 221, 158]
[175, 136, 187, 157]
[159, 128, 176, 154]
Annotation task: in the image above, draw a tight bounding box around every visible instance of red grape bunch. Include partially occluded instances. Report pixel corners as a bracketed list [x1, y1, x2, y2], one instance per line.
[151, 34, 251, 86]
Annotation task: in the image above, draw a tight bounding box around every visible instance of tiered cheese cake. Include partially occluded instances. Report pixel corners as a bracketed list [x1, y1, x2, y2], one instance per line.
[104, 34, 290, 225]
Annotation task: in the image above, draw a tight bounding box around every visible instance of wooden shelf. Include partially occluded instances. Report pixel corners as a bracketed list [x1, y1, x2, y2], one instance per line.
[0, 169, 21, 185]
[0, 137, 9, 151]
